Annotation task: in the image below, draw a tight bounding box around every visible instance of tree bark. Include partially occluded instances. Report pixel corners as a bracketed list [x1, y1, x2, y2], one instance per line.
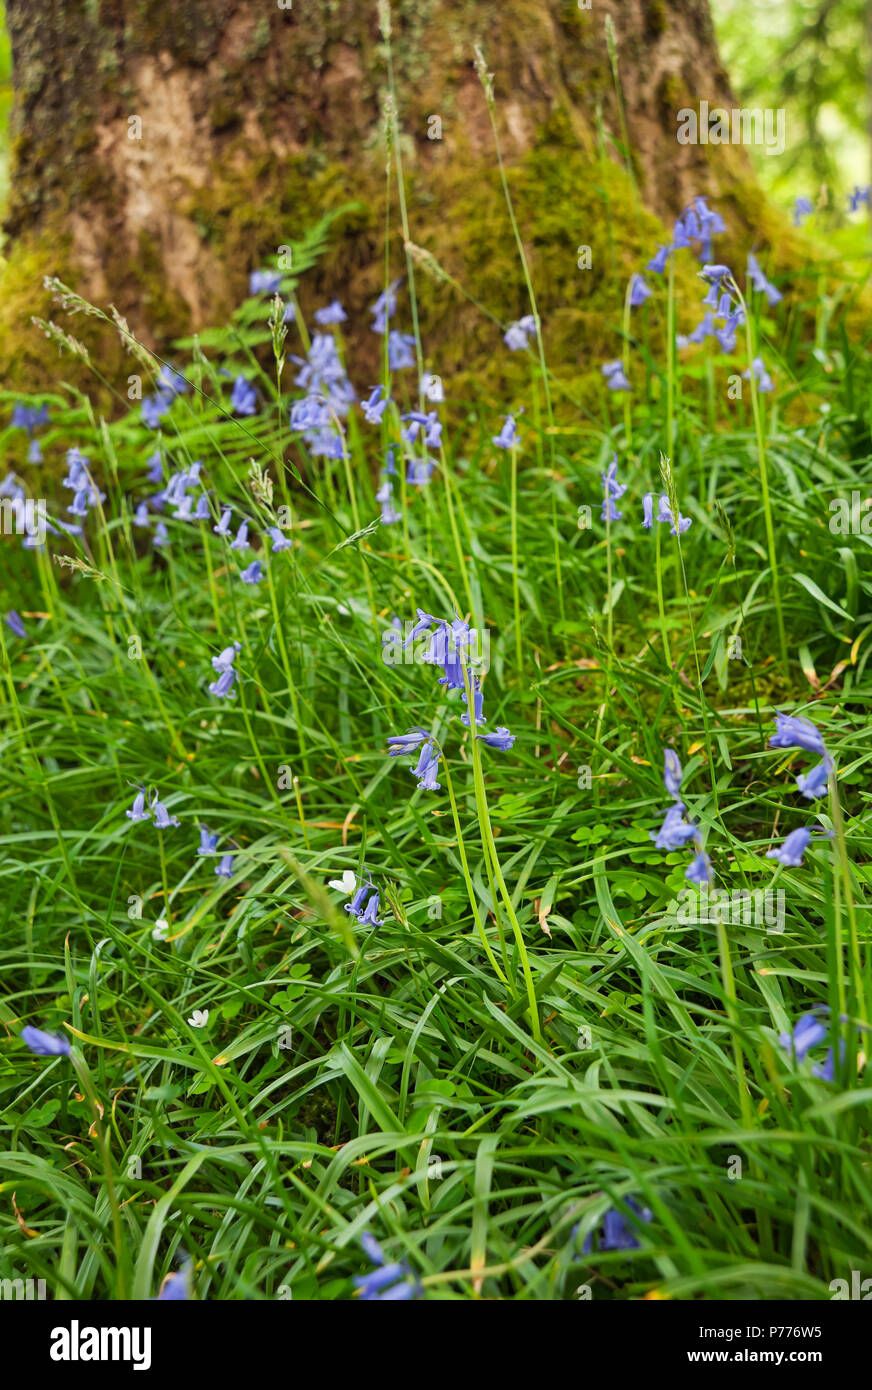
[3, 0, 757, 387]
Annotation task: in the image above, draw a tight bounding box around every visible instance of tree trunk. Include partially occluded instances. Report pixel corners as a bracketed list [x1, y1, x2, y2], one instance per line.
[2, 0, 761, 393]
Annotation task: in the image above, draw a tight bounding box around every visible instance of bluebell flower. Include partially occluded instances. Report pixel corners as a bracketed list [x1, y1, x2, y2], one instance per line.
[126, 787, 151, 823]
[685, 850, 713, 886]
[215, 853, 235, 879]
[601, 454, 626, 522]
[646, 244, 671, 274]
[412, 741, 441, 791]
[405, 455, 437, 487]
[743, 356, 774, 393]
[386, 728, 432, 757]
[796, 760, 830, 800]
[766, 827, 812, 867]
[403, 608, 441, 648]
[655, 493, 691, 535]
[848, 186, 871, 213]
[268, 526, 292, 552]
[461, 678, 485, 728]
[230, 376, 257, 416]
[290, 396, 331, 432]
[214, 508, 233, 537]
[602, 359, 630, 392]
[503, 314, 537, 350]
[145, 452, 164, 483]
[154, 521, 170, 548]
[629, 274, 652, 307]
[685, 312, 716, 345]
[230, 521, 250, 552]
[6, 610, 27, 639]
[746, 253, 782, 306]
[21, 1025, 71, 1057]
[156, 365, 189, 398]
[157, 1265, 191, 1301]
[250, 269, 283, 295]
[354, 1232, 421, 1301]
[314, 300, 347, 325]
[388, 331, 416, 370]
[142, 392, 173, 429]
[283, 303, 296, 323]
[362, 386, 389, 424]
[208, 667, 237, 698]
[492, 414, 519, 450]
[240, 560, 263, 584]
[651, 803, 697, 851]
[769, 712, 827, 758]
[812, 1044, 845, 1082]
[11, 402, 49, 432]
[151, 795, 180, 830]
[197, 825, 219, 856]
[663, 749, 683, 799]
[641, 492, 654, 528]
[477, 726, 516, 750]
[792, 196, 813, 227]
[133, 502, 151, 527]
[778, 1008, 829, 1062]
[359, 889, 383, 928]
[376, 478, 401, 523]
[580, 1198, 652, 1254]
[293, 335, 356, 412]
[369, 277, 403, 334]
[173, 495, 194, 521]
[345, 881, 371, 918]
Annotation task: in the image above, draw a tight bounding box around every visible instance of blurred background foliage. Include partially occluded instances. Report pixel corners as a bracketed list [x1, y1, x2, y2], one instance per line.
[0, 1, 867, 243]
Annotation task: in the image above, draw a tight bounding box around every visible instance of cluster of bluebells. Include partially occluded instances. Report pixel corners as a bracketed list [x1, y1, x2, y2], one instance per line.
[604, 196, 778, 395]
[765, 712, 832, 867]
[11, 402, 49, 463]
[126, 786, 235, 879]
[208, 641, 241, 699]
[142, 364, 189, 431]
[354, 1232, 422, 1301]
[651, 748, 712, 887]
[503, 314, 537, 351]
[64, 447, 106, 526]
[386, 609, 515, 795]
[1, 470, 75, 552]
[343, 875, 384, 928]
[597, 455, 693, 536]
